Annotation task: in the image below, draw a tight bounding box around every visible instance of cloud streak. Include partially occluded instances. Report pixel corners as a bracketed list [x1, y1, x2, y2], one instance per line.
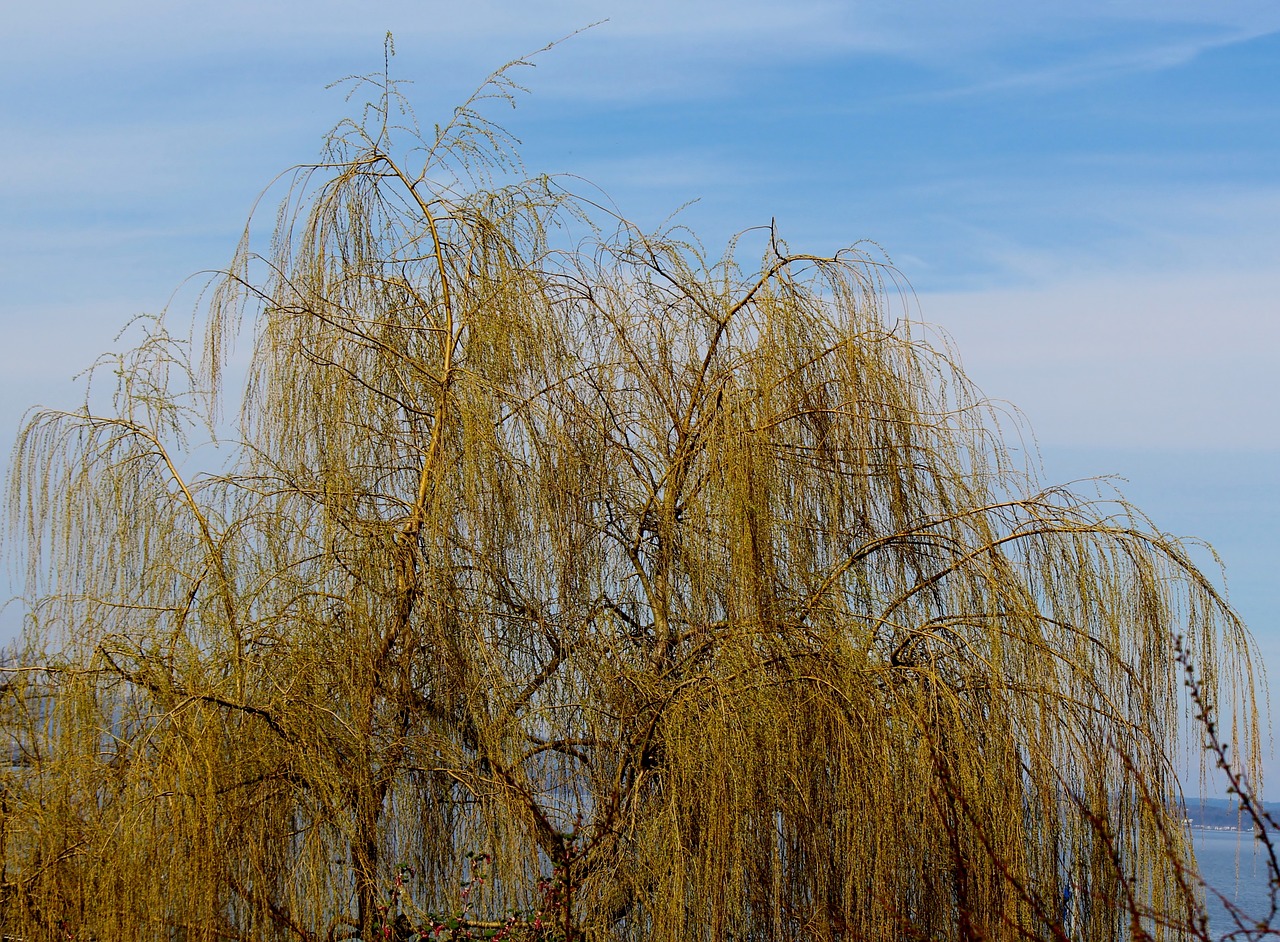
[918, 266, 1280, 448]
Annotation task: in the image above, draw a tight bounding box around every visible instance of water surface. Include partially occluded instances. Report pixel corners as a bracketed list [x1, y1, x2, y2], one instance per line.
[1194, 828, 1278, 939]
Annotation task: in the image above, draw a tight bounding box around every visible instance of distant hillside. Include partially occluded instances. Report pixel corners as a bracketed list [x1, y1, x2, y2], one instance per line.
[1182, 797, 1275, 831]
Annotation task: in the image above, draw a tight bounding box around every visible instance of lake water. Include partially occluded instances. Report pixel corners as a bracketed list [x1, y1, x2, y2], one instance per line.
[1192, 828, 1279, 939]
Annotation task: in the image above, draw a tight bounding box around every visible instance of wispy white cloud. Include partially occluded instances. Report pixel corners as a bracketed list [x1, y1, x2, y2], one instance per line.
[9, 1, 1280, 103]
[916, 265, 1280, 448]
[834, 1, 1280, 58]
[910, 32, 1252, 99]
[862, 170, 1280, 291]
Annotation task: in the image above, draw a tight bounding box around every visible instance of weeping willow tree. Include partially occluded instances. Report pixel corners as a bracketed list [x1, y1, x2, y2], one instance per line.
[0, 45, 1266, 942]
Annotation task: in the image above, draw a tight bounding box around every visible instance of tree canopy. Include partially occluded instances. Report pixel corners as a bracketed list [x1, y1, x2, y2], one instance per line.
[0, 47, 1267, 942]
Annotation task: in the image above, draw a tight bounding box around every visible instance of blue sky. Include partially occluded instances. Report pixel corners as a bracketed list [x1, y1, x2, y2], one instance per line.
[2, 1, 1277, 791]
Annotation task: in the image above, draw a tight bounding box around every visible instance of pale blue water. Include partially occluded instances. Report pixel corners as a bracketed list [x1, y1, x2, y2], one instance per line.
[1193, 828, 1280, 939]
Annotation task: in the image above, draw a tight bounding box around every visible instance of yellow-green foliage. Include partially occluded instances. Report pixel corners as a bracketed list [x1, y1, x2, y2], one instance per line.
[0, 49, 1263, 942]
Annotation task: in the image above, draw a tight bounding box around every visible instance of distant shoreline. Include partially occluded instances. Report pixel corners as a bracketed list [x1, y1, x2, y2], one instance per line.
[1180, 798, 1272, 833]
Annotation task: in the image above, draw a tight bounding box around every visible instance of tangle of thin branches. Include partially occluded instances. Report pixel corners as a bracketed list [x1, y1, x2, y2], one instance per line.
[0, 43, 1267, 942]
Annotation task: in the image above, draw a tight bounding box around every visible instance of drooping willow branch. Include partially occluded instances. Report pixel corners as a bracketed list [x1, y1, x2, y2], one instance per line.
[0, 40, 1265, 942]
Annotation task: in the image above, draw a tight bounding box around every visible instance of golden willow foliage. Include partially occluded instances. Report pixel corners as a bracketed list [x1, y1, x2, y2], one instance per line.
[0, 47, 1266, 942]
